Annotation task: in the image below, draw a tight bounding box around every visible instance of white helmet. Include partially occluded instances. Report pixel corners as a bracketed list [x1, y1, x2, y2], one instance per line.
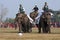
[35, 4, 37, 6]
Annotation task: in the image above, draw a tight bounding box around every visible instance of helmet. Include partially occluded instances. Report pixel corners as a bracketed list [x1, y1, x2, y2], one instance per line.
[45, 2, 47, 4]
[35, 4, 37, 7]
[20, 4, 22, 7]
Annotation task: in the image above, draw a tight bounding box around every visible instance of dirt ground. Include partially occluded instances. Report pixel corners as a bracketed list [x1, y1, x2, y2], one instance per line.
[0, 27, 60, 40]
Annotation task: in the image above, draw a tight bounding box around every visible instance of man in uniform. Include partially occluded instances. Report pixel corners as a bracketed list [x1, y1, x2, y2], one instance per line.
[19, 4, 25, 13]
[33, 4, 39, 11]
[42, 2, 49, 12]
[42, 2, 51, 33]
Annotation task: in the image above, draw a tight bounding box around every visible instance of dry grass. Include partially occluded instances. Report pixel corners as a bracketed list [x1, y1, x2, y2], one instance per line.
[0, 27, 60, 40]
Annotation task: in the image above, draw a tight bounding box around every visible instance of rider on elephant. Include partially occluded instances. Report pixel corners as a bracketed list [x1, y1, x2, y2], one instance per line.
[42, 2, 49, 12]
[33, 4, 39, 11]
[19, 4, 25, 13]
[42, 2, 51, 33]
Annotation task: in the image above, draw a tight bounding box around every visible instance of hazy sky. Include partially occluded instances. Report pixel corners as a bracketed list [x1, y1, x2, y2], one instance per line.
[0, 0, 60, 18]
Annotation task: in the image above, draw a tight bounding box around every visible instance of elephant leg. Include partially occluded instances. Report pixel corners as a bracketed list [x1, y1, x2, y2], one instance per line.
[26, 22, 31, 33]
[22, 23, 26, 33]
[25, 24, 28, 33]
[15, 23, 18, 30]
[42, 27, 45, 33]
[41, 23, 46, 33]
[43, 22, 48, 33]
[14, 24, 17, 30]
[45, 24, 51, 33]
[42, 24, 47, 33]
[29, 23, 32, 33]
[19, 23, 22, 33]
[38, 22, 42, 33]
[38, 26, 41, 33]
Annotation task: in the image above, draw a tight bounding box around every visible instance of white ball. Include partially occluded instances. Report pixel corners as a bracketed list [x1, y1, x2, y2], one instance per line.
[18, 33, 23, 36]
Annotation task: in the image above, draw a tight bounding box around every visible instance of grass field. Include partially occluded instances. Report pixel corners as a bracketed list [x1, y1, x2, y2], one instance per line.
[0, 27, 60, 40]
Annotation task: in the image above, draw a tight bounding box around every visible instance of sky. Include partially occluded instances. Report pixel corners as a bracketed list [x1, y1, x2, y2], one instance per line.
[0, 0, 60, 19]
